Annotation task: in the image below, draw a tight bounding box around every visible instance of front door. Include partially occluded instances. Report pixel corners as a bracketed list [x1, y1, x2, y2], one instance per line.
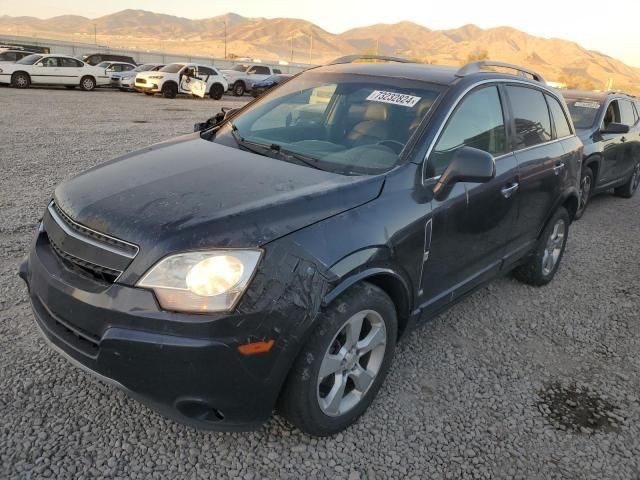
[419, 84, 518, 315]
[599, 100, 626, 185]
[33, 56, 61, 84]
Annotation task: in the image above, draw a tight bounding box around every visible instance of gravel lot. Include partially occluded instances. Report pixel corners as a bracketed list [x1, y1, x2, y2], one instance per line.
[1, 87, 639, 480]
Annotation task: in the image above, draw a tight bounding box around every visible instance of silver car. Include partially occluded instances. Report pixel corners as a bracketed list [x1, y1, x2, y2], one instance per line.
[111, 63, 164, 91]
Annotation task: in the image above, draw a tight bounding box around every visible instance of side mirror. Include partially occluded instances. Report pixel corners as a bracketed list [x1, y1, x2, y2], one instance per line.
[193, 108, 240, 132]
[601, 122, 630, 135]
[432, 147, 496, 201]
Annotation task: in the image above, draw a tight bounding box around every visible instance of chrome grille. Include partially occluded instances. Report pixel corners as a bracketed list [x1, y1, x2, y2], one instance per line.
[44, 202, 138, 283]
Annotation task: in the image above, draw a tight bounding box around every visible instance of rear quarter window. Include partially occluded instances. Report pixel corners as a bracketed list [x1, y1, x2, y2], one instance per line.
[545, 95, 573, 138]
[506, 86, 552, 149]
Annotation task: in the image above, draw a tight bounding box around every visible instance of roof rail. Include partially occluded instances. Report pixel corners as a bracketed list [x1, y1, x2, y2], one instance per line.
[456, 60, 546, 83]
[329, 54, 413, 65]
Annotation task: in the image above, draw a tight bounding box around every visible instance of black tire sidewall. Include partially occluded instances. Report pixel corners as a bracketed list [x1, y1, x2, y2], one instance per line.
[13, 72, 29, 89]
[162, 83, 177, 98]
[517, 208, 570, 286]
[80, 76, 95, 91]
[233, 82, 245, 96]
[278, 282, 397, 436]
[210, 84, 223, 100]
[575, 168, 594, 220]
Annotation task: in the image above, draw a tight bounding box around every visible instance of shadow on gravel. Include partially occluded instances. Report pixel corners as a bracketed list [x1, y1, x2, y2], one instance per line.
[538, 382, 624, 434]
[131, 120, 150, 123]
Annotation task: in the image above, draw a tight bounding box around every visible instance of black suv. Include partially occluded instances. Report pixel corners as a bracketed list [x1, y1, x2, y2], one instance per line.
[20, 57, 582, 436]
[562, 90, 640, 218]
[81, 53, 137, 66]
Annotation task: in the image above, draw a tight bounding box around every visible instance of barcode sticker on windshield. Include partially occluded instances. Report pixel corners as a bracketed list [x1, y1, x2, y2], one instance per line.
[366, 90, 421, 107]
[574, 101, 600, 109]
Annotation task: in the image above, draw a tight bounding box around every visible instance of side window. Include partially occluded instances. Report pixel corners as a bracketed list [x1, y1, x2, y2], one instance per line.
[39, 57, 60, 68]
[619, 100, 636, 126]
[506, 86, 552, 149]
[61, 58, 81, 68]
[250, 66, 270, 75]
[122, 64, 134, 71]
[198, 66, 215, 76]
[1, 52, 17, 61]
[603, 100, 621, 129]
[273, 68, 282, 74]
[546, 94, 573, 139]
[430, 86, 507, 176]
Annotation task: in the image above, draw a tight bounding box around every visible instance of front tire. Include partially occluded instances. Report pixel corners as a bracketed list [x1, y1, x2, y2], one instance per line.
[12, 72, 30, 89]
[80, 76, 96, 91]
[574, 167, 594, 220]
[614, 161, 640, 199]
[232, 81, 246, 96]
[162, 82, 177, 99]
[278, 282, 397, 436]
[209, 83, 224, 100]
[513, 207, 570, 286]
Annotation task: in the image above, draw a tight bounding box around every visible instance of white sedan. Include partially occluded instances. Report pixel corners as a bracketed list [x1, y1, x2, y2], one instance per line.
[0, 54, 110, 91]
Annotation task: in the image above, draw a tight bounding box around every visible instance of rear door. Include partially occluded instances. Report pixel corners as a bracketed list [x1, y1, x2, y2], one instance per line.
[505, 85, 565, 248]
[618, 99, 639, 180]
[420, 84, 519, 313]
[599, 99, 626, 184]
[59, 57, 83, 84]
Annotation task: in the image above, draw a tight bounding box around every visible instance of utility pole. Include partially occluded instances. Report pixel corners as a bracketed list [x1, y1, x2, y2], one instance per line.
[224, 20, 227, 60]
[94, 24, 97, 44]
[290, 32, 294, 63]
[308, 29, 313, 64]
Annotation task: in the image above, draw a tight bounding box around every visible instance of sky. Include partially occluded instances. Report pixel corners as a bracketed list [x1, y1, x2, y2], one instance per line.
[1, 0, 639, 67]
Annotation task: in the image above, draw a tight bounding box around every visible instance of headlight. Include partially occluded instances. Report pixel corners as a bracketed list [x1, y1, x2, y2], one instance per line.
[137, 250, 262, 313]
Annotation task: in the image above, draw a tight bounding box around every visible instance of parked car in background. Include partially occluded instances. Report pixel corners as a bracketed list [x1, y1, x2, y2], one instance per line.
[0, 54, 110, 90]
[562, 90, 640, 218]
[134, 63, 227, 99]
[0, 49, 36, 64]
[82, 53, 137, 66]
[110, 63, 164, 91]
[20, 56, 582, 436]
[95, 61, 136, 74]
[221, 63, 283, 96]
[251, 74, 292, 97]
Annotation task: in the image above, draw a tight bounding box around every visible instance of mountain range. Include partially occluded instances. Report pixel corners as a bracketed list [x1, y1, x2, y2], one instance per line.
[1, 9, 639, 92]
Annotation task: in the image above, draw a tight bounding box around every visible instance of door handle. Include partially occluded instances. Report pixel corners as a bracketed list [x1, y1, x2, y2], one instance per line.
[553, 162, 566, 175]
[501, 183, 519, 199]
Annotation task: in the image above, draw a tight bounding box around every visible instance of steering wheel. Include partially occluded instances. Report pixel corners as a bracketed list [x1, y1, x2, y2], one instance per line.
[376, 140, 404, 154]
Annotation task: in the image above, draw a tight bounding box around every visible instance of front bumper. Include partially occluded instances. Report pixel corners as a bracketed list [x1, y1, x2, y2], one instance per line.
[135, 82, 160, 93]
[19, 230, 308, 430]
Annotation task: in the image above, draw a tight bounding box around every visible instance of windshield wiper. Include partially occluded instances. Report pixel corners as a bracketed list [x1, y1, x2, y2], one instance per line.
[228, 122, 325, 171]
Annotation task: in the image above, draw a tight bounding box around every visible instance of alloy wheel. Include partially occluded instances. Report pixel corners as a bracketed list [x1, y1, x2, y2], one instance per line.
[579, 174, 592, 210]
[542, 219, 566, 276]
[317, 310, 387, 417]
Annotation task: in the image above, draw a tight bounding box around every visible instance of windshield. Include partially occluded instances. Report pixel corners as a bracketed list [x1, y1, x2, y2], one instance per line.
[16, 54, 43, 65]
[214, 71, 441, 175]
[564, 97, 602, 129]
[138, 64, 156, 72]
[96, 61, 110, 68]
[231, 64, 249, 72]
[159, 63, 183, 73]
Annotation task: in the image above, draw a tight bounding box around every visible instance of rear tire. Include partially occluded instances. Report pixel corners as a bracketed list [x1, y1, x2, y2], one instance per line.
[232, 81, 245, 97]
[614, 161, 640, 199]
[12, 72, 30, 89]
[162, 82, 177, 99]
[80, 76, 96, 91]
[209, 83, 224, 100]
[574, 167, 594, 220]
[513, 207, 570, 286]
[278, 282, 397, 436]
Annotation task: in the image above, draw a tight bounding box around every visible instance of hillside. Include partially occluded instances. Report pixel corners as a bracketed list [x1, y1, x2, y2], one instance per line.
[1, 9, 638, 92]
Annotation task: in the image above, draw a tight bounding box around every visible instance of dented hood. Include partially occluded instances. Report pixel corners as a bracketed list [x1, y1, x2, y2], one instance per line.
[54, 134, 384, 254]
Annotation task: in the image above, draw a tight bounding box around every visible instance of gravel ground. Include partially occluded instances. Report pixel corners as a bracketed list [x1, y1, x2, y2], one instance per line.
[1, 87, 639, 480]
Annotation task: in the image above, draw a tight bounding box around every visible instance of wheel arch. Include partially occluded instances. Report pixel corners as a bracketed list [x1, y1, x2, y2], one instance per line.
[584, 154, 602, 185]
[11, 70, 30, 82]
[323, 267, 413, 340]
